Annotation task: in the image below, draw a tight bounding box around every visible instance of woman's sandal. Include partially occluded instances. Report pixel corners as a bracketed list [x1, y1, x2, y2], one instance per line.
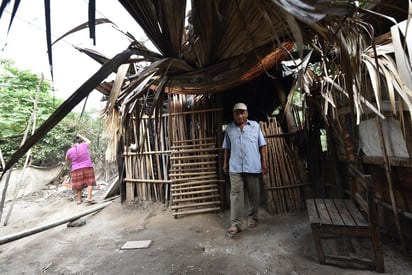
[226, 225, 241, 239]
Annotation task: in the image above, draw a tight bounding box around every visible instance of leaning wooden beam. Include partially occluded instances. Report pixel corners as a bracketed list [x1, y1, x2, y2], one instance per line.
[375, 117, 406, 250]
[0, 201, 112, 245]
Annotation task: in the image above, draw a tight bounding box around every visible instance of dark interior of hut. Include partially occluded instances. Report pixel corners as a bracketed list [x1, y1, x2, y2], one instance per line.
[221, 75, 293, 123]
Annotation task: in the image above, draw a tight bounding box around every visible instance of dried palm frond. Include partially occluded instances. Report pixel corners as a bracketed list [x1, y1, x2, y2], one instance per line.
[119, 0, 186, 57]
[2, 0, 410, 173]
[304, 14, 412, 129]
[52, 18, 115, 46]
[362, 39, 412, 117]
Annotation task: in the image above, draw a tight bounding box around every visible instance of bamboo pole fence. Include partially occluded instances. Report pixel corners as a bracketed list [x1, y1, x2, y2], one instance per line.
[123, 114, 170, 203]
[260, 117, 306, 214]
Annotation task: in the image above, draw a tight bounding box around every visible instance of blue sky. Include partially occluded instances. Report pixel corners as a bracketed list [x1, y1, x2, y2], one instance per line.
[0, 1, 147, 110]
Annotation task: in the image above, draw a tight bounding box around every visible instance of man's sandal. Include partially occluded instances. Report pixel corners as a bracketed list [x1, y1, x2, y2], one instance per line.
[247, 217, 257, 228]
[226, 225, 241, 239]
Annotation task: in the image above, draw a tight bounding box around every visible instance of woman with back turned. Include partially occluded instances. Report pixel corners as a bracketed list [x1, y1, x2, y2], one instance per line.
[65, 134, 97, 205]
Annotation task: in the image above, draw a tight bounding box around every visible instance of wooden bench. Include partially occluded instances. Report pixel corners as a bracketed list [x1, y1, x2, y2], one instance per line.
[306, 166, 384, 272]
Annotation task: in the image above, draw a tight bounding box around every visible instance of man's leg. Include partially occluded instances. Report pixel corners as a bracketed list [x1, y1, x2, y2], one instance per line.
[245, 173, 261, 220]
[229, 173, 244, 227]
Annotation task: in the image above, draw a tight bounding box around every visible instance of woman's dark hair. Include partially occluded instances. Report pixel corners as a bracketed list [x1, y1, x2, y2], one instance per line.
[73, 136, 82, 143]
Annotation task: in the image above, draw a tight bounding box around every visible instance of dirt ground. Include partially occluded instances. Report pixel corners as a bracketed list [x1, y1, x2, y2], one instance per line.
[0, 185, 411, 275]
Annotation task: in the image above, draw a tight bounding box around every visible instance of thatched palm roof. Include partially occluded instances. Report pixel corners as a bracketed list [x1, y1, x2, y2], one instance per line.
[0, 0, 411, 176]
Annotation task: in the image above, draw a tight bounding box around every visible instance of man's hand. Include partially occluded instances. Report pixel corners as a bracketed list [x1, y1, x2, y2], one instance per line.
[223, 164, 228, 175]
[261, 161, 268, 175]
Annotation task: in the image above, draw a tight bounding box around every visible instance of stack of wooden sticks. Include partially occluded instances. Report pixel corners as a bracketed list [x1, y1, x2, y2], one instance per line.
[260, 118, 305, 214]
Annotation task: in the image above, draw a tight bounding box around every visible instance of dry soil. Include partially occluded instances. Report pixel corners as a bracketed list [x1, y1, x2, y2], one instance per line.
[0, 185, 411, 274]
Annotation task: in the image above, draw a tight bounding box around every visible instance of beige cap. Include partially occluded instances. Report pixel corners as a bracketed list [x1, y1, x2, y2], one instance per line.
[232, 102, 247, 112]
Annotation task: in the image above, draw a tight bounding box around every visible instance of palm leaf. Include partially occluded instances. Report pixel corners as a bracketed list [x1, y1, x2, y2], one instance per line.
[52, 18, 114, 46]
[45, 0, 53, 80]
[74, 46, 110, 65]
[0, 0, 19, 39]
[88, 0, 96, 45]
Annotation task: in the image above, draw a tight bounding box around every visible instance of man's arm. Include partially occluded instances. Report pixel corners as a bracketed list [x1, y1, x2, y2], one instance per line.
[260, 145, 268, 175]
[223, 149, 230, 175]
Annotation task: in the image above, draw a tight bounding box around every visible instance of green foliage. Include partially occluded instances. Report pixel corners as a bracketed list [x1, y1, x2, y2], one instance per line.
[0, 59, 106, 168]
[0, 59, 55, 137]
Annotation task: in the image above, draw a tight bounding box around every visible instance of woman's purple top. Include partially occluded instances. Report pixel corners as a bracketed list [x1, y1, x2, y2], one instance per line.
[66, 142, 93, 171]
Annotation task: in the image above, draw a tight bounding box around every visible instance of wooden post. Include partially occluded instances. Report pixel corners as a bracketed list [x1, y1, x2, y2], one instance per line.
[0, 201, 112, 245]
[375, 117, 405, 250]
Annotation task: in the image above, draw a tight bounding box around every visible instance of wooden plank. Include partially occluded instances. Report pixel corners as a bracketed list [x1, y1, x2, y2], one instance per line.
[325, 255, 374, 268]
[306, 199, 320, 224]
[333, 199, 356, 226]
[171, 184, 218, 192]
[171, 137, 215, 143]
[171, 201, 221, 209]
[172, 194, 220, 203]
[314, 199, 332, 225]
[171, 148, 218, 154]
[171, 177, 218, 184]
[171, 161, 217, 167]
[175, 179, 224, 186]
[123, 150, 171, 156]
[324, 199, 344, 226]
[170, 154, 217, 160]
[310, 224, 325, 263]
[171, 179, 222, 187]
[169, 171, 216, 177]
[343, 200, 369, 227]
[265, 183, 311, 190]
[317, 225, 370, 237]
[354, 193, 369, 215]
[171, 188, 218, 197]
[169, 167, 216, 173]
[172, 207, 221, 216]
[171, 142, 216, 149]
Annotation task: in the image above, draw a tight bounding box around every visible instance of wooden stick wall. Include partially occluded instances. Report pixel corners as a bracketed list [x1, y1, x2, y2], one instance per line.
[260, 118, 305, 214]
[123, 114, 171, 202]
[123, 94, 224, 218]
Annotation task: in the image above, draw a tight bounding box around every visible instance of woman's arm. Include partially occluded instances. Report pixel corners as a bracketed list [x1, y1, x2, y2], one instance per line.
[77, 134, 91, 145]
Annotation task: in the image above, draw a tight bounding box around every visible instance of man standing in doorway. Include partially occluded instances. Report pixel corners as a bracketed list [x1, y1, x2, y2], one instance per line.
[223, 102, 268, 238]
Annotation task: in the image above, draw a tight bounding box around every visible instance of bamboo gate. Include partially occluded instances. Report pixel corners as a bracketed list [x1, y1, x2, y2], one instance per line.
[169, 95, 224, 217]
[123, 95, 224, 217]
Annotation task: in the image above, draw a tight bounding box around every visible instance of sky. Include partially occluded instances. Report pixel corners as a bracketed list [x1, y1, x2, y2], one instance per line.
[0, 0, 149, 111]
